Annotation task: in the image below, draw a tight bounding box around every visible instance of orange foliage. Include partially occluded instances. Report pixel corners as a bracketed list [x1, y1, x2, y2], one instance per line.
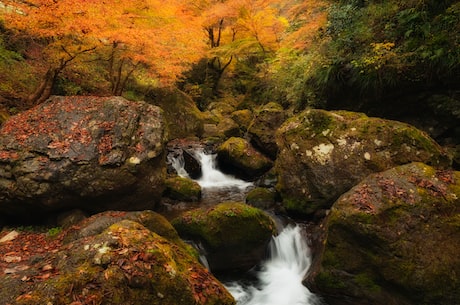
[1, 0, 207, 89]
[281, 0, 329, 50]
[202, 0, 287, 55]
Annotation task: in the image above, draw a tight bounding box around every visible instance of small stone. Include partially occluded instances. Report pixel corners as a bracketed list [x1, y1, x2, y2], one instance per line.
[364, 152, 371, 160]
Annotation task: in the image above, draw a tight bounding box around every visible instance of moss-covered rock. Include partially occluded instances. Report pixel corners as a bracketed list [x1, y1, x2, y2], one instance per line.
[247, 102, 287, 159]
[63, 210, 185, 246]
[245, 187, 277, 210]
[164, 176, 202, 202]
[1, 219, 235, 305]
[310, 163, 460, 305]
[275, 109, 451, 216]
[217, 137, 273, 180]
[172, 202, 277, 272]
[231, 109, 253, 132]
[147, 88, 204, 139]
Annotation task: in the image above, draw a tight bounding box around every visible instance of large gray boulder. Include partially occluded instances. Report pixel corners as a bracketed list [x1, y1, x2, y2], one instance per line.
[309, 163, 460, 305]
[0, 96, 167, 220]
[275, 109, 451, 216]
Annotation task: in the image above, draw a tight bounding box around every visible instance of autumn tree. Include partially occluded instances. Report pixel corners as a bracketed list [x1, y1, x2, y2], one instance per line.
[1, 0, 206, 104]
[198, 0, 287, 96]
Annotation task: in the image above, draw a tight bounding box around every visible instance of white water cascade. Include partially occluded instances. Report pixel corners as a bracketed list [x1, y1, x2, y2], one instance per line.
[168, 149, 253, 204]
[167, 148, 320, 305]
[225, 225, 321, 305]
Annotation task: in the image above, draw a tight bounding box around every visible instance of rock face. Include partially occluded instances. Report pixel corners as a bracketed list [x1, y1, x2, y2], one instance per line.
[0, 96, 167, 220]
[172, 202, 277, 273]
[247, 102, 286, 159]
[0, 217, 235, 305]
[217, 137, 273, 180]
[275, 109, 451, 215]
[310, 163, 460, 305]
[147, 88, 204, 139]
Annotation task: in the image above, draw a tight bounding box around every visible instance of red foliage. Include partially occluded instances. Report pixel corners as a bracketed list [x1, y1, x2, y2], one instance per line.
[0, 229, 64, 282]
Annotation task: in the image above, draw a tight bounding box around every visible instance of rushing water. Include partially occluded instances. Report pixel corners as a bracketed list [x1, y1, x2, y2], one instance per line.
[168, 149, 253, 204]
[167, 148, 320, 305]
[225, 225, 321, 305]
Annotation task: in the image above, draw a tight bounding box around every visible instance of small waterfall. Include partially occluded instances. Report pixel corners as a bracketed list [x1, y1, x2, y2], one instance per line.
[225, 225, 321, 305]
[167, 147, 320, 305]
[167, 152, 190, 178]
[168, 148, 253, 204]
[192, 150, 252, 190]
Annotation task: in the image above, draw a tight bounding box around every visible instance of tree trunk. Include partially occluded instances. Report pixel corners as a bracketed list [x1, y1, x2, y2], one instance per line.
[25, 68, 58, 106]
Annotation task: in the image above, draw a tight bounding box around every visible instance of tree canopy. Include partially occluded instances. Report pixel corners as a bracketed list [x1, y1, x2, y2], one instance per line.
[0, 0, 458, 113]
[1, 0, 206, 103]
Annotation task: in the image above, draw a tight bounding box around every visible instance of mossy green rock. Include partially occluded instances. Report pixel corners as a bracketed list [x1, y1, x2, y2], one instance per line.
[245, 187, 277, 209]
[231, 109, 253, 131]
[217, 137, 273, 179]
[164, 176, 202, 202]
[172, 202, 277, 272]
[1, 220, 235, 305]
[311, 163, 460, 305]
[248, 102, 286, 159]
[149, 88, 204, 139]
[275, 109, 451, 216]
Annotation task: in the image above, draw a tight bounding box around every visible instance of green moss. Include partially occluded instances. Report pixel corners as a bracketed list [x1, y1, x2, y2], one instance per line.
[172, 202, 276, 250]
[304, 110, 334, 135]
[164, 176, 201, 201]
[315, 271, 347, 290]
[282, 196, 323, 216]
[354, 272, 381, 293]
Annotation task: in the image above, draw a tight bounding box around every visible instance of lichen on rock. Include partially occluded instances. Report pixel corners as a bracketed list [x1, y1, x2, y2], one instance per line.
[310, 163, 460, 305]
[275, 109, 451, 216]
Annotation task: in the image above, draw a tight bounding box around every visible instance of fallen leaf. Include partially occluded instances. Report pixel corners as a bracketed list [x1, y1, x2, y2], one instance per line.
[0, 231, 19, 243]
[4, 255, 22, 263]
[42, 264, 53, 271]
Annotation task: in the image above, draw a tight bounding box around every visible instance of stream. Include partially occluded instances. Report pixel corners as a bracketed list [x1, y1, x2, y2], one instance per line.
[167, 148, 322, 305]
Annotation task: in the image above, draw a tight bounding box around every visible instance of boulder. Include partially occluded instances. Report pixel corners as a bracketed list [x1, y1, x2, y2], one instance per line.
[230, 109, 253, 132]
[147, 88, 204, 139]
[275, 109, 451, 216]
[309, 163, 460, 305]
[62, 210, 187, 247]
[245, 187, 277, 210]
[172, 202, 277, 273]
[164, 176, 202, 202]
[247, 102, 287, 159]
[217, 137, 273, 180]
[0, 219, 235, 305]
[0, 96, 167, 221]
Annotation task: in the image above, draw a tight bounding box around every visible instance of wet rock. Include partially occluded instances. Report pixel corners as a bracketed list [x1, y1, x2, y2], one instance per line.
[245, 187, 277, 210]
[164, 176, 202, 202]
[275, 109, 451, 216]
[309, 163, 460, 305]
[0, 96, 167, 221]
[217, 137, 273, 180]
[172, 202, 277, 273]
